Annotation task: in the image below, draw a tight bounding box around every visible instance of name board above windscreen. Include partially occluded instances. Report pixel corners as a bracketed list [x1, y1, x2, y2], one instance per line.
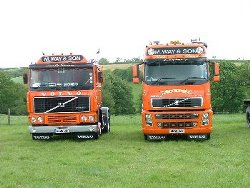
[42, 55, 84, 62]
[147, 47, 205, 56]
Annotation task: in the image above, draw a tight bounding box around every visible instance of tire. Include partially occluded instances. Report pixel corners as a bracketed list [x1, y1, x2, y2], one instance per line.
[246, 106, 250, 128]
[206, 134, 211, 140]
[144, 134, 148, 140]
[98, 123, 102, 137]
[93, 132, 100, 139]
[101, 108, 110, 134]
[102, 115, 110, 133]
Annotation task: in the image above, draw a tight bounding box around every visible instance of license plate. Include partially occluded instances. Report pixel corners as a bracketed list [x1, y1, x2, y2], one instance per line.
[169, 129, 185, 134]
[55, 128, 70, 133]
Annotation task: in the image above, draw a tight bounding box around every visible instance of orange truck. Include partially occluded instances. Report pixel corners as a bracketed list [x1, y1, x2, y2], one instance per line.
[133, 40, 220, 140]
[23, 54, 110, 140]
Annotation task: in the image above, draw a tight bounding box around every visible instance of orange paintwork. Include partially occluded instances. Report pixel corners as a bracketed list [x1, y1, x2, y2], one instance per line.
[27, 54, 103, 127]
[141, 83, 213, 135]
[135, 41, 219, 138]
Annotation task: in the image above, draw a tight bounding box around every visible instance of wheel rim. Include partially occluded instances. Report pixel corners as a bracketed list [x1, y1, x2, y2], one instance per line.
[107, 116, 110, 131]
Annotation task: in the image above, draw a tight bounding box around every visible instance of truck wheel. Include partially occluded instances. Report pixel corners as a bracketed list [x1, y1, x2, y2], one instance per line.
[93, 131, 100, 139]
[246, 107, 250, 128]
[32, 133, 51, 140]
[101, 108, 110, 133]
[206, 134, 211, 140]
[102, 114, 110, 133]
[144, 134, 148, 140]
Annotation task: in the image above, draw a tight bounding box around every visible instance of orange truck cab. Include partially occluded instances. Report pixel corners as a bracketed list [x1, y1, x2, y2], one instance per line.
[23, 54, 110, 140]
[133, 40, 220, 141]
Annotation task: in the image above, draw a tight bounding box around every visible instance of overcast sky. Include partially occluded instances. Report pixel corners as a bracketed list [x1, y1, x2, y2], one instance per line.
[0, 0, 249, 68]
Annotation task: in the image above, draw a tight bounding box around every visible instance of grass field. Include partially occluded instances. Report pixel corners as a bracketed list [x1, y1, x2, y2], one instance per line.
[102, 63, 132, 71]
[0, 114, 249, 187]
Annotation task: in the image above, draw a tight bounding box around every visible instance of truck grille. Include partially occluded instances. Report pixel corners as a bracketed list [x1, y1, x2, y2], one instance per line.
[155, 113, 199, 119]
[161, 122, 197, 128]
[34, 96, 90, 113]
[47, 115, 78, 124]
[152, 98, 202, 108]
[155, 113, 199, 128]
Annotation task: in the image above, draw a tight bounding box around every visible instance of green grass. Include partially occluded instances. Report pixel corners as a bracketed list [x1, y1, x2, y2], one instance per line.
[0, 114, 249, 187]
[102, 63, 132, 71]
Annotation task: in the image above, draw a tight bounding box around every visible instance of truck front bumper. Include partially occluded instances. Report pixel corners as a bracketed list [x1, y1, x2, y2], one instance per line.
[29, 125, 99, 134]
[142, 110, 213, 135]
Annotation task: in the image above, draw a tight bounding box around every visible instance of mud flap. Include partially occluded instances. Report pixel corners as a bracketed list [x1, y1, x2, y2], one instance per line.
[146, 135, 166, 141]
[32, 133, 52, 140]
[187, 134, 210, 141]
[75, 134, 96, 140]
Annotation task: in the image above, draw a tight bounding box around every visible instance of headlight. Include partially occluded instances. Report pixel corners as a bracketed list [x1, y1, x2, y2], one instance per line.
[145, 114, 152, 126]
[202, 113, 209, 125]
[31, 117, 36, 123]
[89, 115, 94, 121]
[37, 116, 43, 123]
[81, 116, 87, 122]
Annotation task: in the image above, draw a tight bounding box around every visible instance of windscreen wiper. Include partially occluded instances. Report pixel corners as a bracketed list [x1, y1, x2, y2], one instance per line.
[153, 77, 176, 85]
[180, 77, 206, 84]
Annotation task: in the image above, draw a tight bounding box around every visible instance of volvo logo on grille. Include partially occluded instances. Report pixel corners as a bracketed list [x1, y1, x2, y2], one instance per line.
[58, 103, 65, 107]
[174, 100, 180, 105]
[167, 98, 190, 107]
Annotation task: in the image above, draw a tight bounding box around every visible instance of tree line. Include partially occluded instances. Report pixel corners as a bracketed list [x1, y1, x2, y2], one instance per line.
[0, 60, 249, 115]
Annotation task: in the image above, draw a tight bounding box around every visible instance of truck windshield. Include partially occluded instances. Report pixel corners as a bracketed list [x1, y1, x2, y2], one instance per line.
[30, 67, 94, 90]
[144, 60, 208, 85]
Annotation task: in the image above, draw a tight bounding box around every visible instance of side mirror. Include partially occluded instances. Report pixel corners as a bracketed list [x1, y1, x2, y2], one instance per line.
[23, 73, 28, 84]
[213, 63, 220, 82]
[98, 72, 103, 83]
[132, 64, 139, 84]
[213, 75, 220, 82]
[214, 63, 220, 76]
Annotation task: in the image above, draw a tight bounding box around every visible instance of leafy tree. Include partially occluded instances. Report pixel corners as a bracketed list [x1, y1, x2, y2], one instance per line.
[238, 62, 250, 98]
[211, 61, 245, 113]
[110, 74, 135, 115]
[115, 57, 122, 63]
[124, 57, 142, 64]
[12, 83, 27, 115]
[0, 72, 27, 115]
[113, 67, 132, 82]
[102, 71, 115, 114]
[99, 58, 110, 65]
[102, 71, 135, 115]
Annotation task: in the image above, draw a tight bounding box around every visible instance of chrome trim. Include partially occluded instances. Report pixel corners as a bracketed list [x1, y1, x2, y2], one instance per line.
[151, 97, 203, 108]
[29, 125, 98, 134]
